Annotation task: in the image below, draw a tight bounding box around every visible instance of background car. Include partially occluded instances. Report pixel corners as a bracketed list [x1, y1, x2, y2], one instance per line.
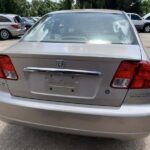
[22, 17, 34, 30]
[27, 17, 41, 23]
[32, 17, 41, 22]
[0, 14, 26, 40]
[127, 13, 150, 32]
[143, 13, 150, 21]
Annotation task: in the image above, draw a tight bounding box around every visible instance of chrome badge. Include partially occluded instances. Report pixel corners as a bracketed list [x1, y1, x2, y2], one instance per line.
[56, 60, 65, 68]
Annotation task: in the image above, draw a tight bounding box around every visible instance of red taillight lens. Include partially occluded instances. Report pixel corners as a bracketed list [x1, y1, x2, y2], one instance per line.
[111, 61, 139, 88]
[0, 55, 18, 80]
[11, 24, 20, 29]
[131, 61, 150, 89]
[111, 60, 150, 89]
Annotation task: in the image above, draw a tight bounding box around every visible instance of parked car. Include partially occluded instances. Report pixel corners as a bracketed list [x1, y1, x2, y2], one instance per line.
[0, 10, 150, 140]
[0, 14, 26, 40]
[27, 17, 41, 23]
[25, 17, 36, 24]
[127, 13, 150, 32]
[143, 13, 150, 21]
[22, 17, 34, 30]
[32, 17, 41, 22]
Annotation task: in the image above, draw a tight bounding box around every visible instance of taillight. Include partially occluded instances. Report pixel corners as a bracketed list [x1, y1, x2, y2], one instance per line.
[11, 24, 20, 29]
[0, 55, 18, 80]
[131, 61, 150, 89]
[111, 60, 150, 89]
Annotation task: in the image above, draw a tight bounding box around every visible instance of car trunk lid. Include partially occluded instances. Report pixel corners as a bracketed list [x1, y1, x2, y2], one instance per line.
[3, 42, 141, 106]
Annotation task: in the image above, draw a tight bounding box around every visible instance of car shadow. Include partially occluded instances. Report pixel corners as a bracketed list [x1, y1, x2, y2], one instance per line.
[0, 123, 146, 150]
[0, 37, 21, 41]
[8, 37, 21, 41]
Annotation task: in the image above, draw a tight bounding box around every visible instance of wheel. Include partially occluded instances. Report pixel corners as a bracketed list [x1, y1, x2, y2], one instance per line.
[144, 25, 150, 33]
[0, 29, 10, 40]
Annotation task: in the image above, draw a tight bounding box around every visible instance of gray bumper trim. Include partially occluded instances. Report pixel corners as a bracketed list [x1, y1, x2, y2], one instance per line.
[0, 91, 149, 139]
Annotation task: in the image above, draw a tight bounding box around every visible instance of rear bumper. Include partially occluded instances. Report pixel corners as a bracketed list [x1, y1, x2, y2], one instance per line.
[0, 91, 150, 139]
[10, 28, 26, 37]
[135, 25, 144, 30]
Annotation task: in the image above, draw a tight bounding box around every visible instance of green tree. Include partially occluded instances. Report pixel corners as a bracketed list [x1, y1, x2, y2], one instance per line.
[0, 0, 148, 17]
[0, 0, 30, 16]
[76, 0, 142, 11]
[130, 1, 143, 15]
[58, 0, 74, 10]
[141, 0, 150, 15]
[29, 0, 59, 16]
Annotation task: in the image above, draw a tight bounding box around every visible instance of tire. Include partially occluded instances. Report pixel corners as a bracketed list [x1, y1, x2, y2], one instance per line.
[144, 25, 150, 33]
[0, 29, 10, 40]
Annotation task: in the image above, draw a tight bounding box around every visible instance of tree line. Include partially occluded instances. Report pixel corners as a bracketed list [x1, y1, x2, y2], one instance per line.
[0, 0, 150, 16]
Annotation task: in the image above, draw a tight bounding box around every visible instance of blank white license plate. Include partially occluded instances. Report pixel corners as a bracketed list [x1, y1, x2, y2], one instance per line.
[28, 72, 99, 98]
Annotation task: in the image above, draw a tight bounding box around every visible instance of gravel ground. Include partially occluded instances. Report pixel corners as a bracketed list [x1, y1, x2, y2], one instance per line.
[0, 34, 149, 150]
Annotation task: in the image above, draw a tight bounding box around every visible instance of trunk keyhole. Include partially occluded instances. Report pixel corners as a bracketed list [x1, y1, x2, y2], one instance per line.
[71, 89, 74, 92]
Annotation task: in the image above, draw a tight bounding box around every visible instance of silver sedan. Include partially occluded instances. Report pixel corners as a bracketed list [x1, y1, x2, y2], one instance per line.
[0, 10, 149, 140]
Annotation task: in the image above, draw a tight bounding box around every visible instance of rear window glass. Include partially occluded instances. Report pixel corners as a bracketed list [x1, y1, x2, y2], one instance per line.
[23, 12, 137, 45]
[14, 16, 22, 23]
[146, 16, 150, 20]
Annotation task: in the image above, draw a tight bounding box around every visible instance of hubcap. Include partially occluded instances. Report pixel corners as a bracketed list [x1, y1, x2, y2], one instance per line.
[0, 30, 9, 39]
[145, 26, 150, 33]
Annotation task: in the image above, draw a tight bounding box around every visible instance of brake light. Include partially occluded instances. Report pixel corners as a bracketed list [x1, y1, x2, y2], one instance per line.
[111, 60, 150, 89]
[0, 55, 18, 80]
[11, 24, 20, 29]
[131, 61, 150, 89]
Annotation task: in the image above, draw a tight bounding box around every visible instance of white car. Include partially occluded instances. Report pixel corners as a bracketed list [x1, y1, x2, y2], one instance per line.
[143, 13, 150, 21]
[0, 10, 150, 140]
[127, 13, 150, 32]
[0, 14, 26, 40]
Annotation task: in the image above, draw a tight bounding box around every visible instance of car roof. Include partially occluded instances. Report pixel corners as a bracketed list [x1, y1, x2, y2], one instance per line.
[0, 14, 18, 18]
[127, 13, 142, 17]
[143, 13, 150, 18]
[49, 9, 123, 15]
[127, 13, 139, 15]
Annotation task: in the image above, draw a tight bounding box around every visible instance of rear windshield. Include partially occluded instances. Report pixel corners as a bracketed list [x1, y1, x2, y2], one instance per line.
[23, 12, 137, 45]
[14, 16, 23, 23]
